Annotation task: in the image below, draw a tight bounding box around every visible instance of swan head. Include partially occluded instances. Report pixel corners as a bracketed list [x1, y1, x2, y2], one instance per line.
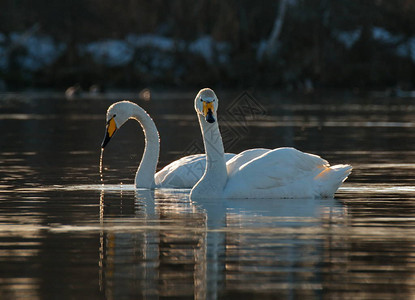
[194, 88, 218, 124]
[101, 101, 133, 148]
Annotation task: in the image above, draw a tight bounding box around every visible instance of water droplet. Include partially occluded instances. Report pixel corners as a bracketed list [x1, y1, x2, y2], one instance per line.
[99, 148, 104, 183]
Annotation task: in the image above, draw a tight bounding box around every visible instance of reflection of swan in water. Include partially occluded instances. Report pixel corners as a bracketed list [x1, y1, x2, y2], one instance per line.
[98, 186, 345, 298]
[98, 188, 212, 299]
[99, 189, 159, 297]
[190, 88, 352, 199]
[101, 101, 235, 188]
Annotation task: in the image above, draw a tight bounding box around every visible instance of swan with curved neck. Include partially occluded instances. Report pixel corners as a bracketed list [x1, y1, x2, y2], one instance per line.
[102, 101, 159, 188]
[101, 100, 235, 188]
[190, 88, 352, 199]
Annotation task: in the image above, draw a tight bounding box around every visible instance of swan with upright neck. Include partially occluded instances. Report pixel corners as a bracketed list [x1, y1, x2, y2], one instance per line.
[190, 88, 352, 199]
[101, 100, 235, 188]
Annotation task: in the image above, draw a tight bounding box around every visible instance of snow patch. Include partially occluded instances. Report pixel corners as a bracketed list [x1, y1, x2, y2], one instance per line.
[126, 34, 177, 51]
[189, 36, 230, 64]
[79, 35, 230, 68]
[0, 31, 231, 75]
[10, 33, 66, 71]
[256, 40, 268, 61]
[334, 29, 361, 49]
[80, 40, 134, 67]
[372, 27, 402, 44]
[396, 37, 415, 62]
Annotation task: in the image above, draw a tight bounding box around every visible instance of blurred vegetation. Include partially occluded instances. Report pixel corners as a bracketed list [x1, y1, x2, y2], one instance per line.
[1, 0, 415, 91]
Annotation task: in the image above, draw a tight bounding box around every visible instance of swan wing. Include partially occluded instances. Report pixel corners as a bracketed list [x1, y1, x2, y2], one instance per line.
[226, 148, 270, 177]
[223, 147, 345, 198]
[155, 153, 235, 188]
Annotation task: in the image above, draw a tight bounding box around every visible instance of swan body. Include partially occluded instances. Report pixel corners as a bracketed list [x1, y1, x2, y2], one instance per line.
[155, 153, 235, 188]
[226, 148, 270, 177]
[101, 100, 235, 188]
[190, 88, 352, 199]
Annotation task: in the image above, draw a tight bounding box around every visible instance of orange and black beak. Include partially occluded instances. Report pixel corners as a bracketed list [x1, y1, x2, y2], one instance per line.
[203, 101, 215, 123]
[101, 117, 117, 148]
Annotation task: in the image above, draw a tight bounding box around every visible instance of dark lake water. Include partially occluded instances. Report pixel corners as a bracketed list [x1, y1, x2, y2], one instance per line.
[1, 90, 415, 299]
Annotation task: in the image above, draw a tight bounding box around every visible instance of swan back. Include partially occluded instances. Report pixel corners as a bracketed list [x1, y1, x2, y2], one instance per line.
[226, 148, 270, 177]
[223, 147, 350, 198]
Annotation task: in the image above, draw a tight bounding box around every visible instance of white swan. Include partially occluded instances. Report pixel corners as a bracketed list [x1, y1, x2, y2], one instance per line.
[190, 88, 352, 199]
[101, 100, 235, 188]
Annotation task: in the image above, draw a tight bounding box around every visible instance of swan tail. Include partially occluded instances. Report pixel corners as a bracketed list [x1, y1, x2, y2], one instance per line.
[315, 164, 352, 198]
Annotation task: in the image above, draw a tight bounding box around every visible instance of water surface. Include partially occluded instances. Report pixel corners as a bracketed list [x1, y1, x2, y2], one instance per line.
[1, 91, 415, 299]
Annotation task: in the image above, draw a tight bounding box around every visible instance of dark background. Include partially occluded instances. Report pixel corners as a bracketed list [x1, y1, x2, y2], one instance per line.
[1, 0, 415, 91]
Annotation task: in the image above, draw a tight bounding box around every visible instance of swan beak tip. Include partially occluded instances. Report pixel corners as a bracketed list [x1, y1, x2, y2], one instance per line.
[205, 109, 215, 123]
[101, 133, 111, 148]
[203, 101, 215, 123]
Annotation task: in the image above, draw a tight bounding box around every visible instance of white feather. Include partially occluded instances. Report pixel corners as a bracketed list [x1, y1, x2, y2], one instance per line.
[190, 89, 352, 199]
[223, 147, 351, 198]
[155, 153, 235, 188]
[103, 100, 235, 188]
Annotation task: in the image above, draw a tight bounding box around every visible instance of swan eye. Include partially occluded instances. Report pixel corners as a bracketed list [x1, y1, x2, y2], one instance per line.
[200, 98, 203, 102]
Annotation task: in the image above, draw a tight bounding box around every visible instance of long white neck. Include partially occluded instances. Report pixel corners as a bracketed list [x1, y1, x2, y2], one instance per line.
[129, 105, 160, 188]
[190, 114, 227, 198]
